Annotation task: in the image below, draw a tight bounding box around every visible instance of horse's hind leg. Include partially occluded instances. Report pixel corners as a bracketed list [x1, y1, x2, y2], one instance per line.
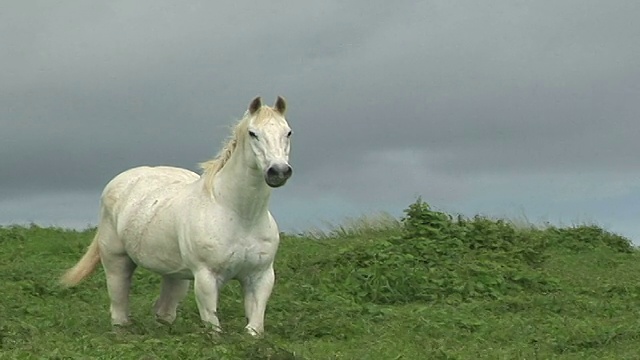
[101, 251, 137, 326]
[153, 276, 190, 324]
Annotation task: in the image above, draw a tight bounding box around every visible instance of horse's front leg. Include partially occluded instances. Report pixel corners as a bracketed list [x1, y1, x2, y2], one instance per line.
[241, 266, 275, 337]
[193, 269, 222, 333]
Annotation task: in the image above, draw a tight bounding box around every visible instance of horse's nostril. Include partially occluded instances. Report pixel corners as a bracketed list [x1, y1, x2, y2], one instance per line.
[267, 166, 278, 177]
[267, 164, 292, 178]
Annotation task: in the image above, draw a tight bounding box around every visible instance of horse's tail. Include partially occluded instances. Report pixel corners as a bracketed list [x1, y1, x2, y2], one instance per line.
[60, 231, 101, 287]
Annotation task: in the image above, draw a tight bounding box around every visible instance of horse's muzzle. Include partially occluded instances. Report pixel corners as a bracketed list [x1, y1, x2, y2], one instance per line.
[265, 164, 292, 188]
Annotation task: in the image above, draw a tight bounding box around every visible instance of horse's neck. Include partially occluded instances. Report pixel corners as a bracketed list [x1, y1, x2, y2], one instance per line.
[211, 150, 272, 222]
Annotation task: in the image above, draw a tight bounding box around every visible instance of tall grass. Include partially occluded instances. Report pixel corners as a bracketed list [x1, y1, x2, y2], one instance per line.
[301, 211, 401, 239]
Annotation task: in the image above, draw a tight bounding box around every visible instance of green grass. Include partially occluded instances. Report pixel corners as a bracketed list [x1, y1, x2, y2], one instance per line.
[1, 200, 640, 359]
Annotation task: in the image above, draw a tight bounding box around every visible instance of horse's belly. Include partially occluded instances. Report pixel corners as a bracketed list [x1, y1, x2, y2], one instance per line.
[132, 255, 187, 276]
[123, 233, 187, 276]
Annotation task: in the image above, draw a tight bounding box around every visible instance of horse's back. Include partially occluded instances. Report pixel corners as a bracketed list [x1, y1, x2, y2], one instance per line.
[101, 166, 198, 212]
[97, 166, 200, 274]
[101, 166, 199, 224]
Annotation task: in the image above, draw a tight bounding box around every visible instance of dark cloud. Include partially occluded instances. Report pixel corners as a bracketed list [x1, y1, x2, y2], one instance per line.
[1, 1, 639, 239]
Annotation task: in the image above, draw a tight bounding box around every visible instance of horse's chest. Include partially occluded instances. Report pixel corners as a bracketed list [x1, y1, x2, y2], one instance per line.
[199, 236, 278, 279]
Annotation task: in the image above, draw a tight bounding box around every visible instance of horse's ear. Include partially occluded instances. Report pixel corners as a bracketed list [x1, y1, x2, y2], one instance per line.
[249, 96, 262, 115]
[274, 96, 286, 115]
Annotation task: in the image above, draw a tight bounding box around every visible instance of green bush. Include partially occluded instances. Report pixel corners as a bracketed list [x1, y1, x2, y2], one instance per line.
[0, 225, 28, 243]
[546, 225, 633, 253]
[318, 199, 557, 305]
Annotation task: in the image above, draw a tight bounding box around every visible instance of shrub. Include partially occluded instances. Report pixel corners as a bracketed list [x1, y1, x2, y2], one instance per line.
[318, 199, 557, 305]
[0, 226, 28, 243]
[545, 225, 633, 253]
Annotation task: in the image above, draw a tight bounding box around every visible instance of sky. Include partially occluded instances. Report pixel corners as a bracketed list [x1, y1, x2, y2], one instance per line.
[1, 1, 639, 242]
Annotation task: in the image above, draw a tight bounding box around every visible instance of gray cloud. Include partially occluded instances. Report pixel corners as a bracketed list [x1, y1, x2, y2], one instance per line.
[1, 1, 639, 239]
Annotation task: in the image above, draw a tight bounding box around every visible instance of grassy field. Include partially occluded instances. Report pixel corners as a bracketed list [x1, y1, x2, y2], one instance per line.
[2, 200, 640, 359]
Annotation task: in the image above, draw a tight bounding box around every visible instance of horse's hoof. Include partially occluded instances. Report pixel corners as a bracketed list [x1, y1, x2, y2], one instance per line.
[111, 323, 131, 335]
[201, 324, 223, 339]
[245, 326, 263, 338]
[154, 314, 175, 326]
[112, 319, 132, 327]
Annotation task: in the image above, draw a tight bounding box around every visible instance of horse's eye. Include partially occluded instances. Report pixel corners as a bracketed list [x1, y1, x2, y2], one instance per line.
[287, 131, 292, 138]
[249, 131, 258, 139]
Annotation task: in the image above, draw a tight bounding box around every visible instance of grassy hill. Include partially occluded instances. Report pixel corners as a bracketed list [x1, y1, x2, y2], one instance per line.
[1, 199, 639, 359]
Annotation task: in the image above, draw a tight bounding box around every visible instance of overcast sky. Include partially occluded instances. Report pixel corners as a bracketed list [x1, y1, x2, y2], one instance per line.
[2, 1, 639, 242]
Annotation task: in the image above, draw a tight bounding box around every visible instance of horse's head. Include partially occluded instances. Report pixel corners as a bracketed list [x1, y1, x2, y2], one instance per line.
[244, 96, 293, 188]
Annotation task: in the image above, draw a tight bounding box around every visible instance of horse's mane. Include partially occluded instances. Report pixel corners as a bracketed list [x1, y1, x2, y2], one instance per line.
[199, 106, 279, 195]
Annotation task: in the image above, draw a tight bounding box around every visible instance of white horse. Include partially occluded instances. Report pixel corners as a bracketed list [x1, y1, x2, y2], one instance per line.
[60, 96, 292, 337]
